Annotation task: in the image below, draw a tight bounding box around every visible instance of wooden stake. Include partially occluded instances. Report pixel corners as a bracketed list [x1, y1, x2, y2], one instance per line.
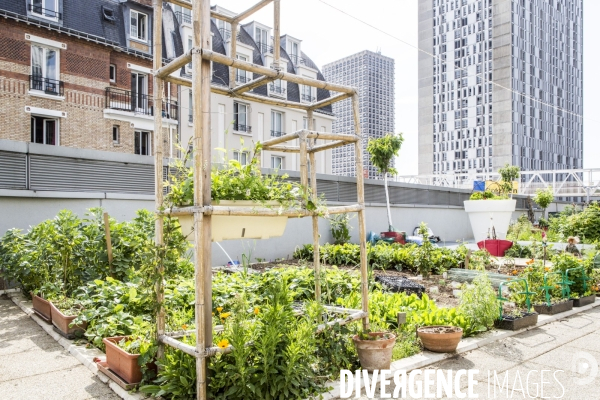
[352, 94, 370, 332]
[102, 212, 113, 277]
[229, 22, 238, 90]
[152, 0, 166, 361]
[307, 111, 321, 303]
[273, 0, 281, 70]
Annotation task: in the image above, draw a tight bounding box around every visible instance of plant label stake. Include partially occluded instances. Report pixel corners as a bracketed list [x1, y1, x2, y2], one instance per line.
[397, 312, 407, 327]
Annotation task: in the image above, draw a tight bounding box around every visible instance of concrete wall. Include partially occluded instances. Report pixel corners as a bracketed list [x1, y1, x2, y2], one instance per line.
[0, 194, 478, 266]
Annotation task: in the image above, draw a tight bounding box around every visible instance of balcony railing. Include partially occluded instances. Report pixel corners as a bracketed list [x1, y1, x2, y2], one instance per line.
[189, 114, 193, 123]
[29, 75, 64, 96]
[236, 74, 249, 83]
[288, 54, 306, 66]
[234, 124, 252, 133]
[270, 130, 284, 137]
[105, 87, 178, 120]
[28, 3, 62, 20]
[219, 28, 231, 40]
[257, 42, 273, 54]
[301, 93, 315, 103]
[174, 11, 191, 25]
[269, 84, 286, 96]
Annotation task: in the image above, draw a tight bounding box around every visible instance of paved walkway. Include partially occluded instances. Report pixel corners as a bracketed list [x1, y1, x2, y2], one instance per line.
[350, 305, 600, 399]
[0, 295, 119, 400]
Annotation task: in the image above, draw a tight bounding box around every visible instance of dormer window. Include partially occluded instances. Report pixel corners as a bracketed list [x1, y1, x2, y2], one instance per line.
[255, 27, 269, 53]
[29, 0, 61, 21]
[130, 10, 148, 42]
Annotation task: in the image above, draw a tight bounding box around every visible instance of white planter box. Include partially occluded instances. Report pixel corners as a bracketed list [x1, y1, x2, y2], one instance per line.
[176, 200, 288, 242]
[463, 199, 516, 242]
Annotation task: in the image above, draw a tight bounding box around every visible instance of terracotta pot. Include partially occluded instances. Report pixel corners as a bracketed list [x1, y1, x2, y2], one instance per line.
[31, 293, 52, 323]
[103, 336, 142, 384]
[417, 325, 463, 353]
[352, 332, 396, 371]
[49, 302, 87, 337]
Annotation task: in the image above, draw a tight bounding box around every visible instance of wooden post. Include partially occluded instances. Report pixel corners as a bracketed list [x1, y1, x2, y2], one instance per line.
[152, 0, 166, 361]
[307, 111, 321, 302]
[103, 212, 114, 277]
[273, 0, 281, 70]
[229, 22, 238, 89]
[192, 1, 212, 399]
[352, 94, 370, 332]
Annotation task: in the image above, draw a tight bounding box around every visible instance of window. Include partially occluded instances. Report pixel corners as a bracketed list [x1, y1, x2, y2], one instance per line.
[289, 41, 299, 64]
[233, 102, 250, 133]
[31, 116, 58, 145]
[255, 27, 268, 52]
[188, 91, 193, 123]
[109, 64, 116, 83]
[236, 54, 248, 83]
[271, 155, 284, 169]
[271, 111, 283, 137]
[187, 37, 192, 71]
[31, 0, 60, 20]
[31, 45, 60, 95]
[112, 125, 120, 144]
[134, 131, 151, 155]
[130, 10, 148, 42]
[131, 72, 148, 112]
[233, 150, 250, 165]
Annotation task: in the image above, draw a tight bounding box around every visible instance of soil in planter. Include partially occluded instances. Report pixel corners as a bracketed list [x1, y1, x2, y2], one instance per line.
[418, 326, 462, 334]
[494, 312, 538, 331]
[375, 275, 425, 297]
[533, 300, 573, 315]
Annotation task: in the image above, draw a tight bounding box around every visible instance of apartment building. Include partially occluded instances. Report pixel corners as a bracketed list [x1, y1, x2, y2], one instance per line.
[0, 0, 181, 157]
[418, 0, 583, 175]
[172, 5, 335, 174]
[323, 50, 395, 179]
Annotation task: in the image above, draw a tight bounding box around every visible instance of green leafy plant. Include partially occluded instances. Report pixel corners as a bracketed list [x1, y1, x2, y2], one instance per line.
[533, 188, 554, 219]
[366, 133, 404, 231]
[330, 213, 353, 245]
[458, 273, 498, 332]
[469, 190, 499, 200]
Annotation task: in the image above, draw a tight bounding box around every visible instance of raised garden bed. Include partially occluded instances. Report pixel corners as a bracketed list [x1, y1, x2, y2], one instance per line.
[571, 295, 596, 307]
[103, 336, 142, 385]
[494, 312, 538, 331]
[533, 300, 573, 315]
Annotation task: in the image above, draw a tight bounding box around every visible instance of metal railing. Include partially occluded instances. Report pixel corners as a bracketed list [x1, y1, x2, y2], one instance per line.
[174, 11, 191, 25]
[188, 114, 193, 123]
[236, 74, 249, 83]
[269, 84, 286, 96]
[105, 87, 179, 120]
[234, 124, 252, 133]
[270, 130, 284, 137]
[288, 54, 306, 65]
[257, 42, 273, 54]
[29, 75, 64, 96]
[28, 3, 62, 20]
[301, 93, 315, 103]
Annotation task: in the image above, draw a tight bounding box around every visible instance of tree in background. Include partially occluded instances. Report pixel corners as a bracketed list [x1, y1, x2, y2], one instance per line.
[534, 187, 554, 219]
[366, 133, 404, 232]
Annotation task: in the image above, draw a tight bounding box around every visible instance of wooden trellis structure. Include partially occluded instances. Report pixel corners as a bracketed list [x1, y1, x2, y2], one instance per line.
[152, 0, 369, 398]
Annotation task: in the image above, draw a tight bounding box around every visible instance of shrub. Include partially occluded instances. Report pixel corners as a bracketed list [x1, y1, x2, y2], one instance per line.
[458, 273, 498, 331]
[330, 213, 352, 245]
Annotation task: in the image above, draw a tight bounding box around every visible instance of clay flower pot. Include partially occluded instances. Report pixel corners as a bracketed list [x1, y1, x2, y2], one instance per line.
[352, 332, 396, 371]
[103, 336, 142, 384]
[31, 292, 52, 323]
[417, 325, 463, 353]
[49, 302, 87, 338]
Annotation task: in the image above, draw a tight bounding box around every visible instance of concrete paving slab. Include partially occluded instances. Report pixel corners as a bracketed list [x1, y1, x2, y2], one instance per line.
[529, 345, 600, 373]
[0, 365, 120, 400]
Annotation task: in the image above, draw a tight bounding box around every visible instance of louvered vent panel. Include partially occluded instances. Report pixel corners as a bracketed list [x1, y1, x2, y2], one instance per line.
[338, 182, 357, 202]
[29, 155, 154, 194]
[364, 184, 386, 203]
[316, 179, 338, 202]
[0, 151, 27, 189]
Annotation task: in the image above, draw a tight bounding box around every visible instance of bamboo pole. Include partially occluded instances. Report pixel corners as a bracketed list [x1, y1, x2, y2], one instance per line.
[316, 311, 368, 334]
[308, 140, 348, 153]
[232, 0, 274, 23]
[152, 0, 166, 362]
[155, 49, 192, 78]
[260, 131, 300, 147]
[102, 212, 113, 277]
[309, 92, 352, 111]
[167, 0, 233, 23]
[260, 145, 300, 153]
[299, 132, 309, 189]
[200, 49, 356, 94]
[352, 93, 370, 332]
[233, 74, 279, 95]
[307, 111, 321, 303]
[273, 0, 281, 70]
[229, 22, 238, 89]
[306, 132, 358, 142]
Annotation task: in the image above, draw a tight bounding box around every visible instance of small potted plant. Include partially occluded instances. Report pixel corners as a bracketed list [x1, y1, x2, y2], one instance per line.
[464, 164, 519, 244]
[352, 330, 396, 371]
[495, 279, 538, 330]
[49, 296, 87, 339]
[417, 325, 463, 353]
[103, 331, 155, 385]
[166, 142, 324, 242]
[31, 282, 62, 323]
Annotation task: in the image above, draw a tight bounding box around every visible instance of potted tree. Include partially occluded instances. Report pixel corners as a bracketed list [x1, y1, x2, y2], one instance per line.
[533, 187, 554, 227]
[366, 133, 404, 242]
[352, 330, 396, 371]
[464, 164, 519, 247]
[166, 142, 323, 242]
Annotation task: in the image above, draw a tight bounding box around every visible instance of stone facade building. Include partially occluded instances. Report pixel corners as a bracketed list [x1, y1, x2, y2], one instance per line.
[418, 0, 583, 175]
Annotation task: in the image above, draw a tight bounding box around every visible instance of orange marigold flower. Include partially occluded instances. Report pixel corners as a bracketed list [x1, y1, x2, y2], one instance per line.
[544, 267, 550, 272]
[216, 307, 223, 312]
[254, 307, 260, 315]
[217, 339, 229, 349]
[181, 324, 188, 330]
[220, 312, 231, 319]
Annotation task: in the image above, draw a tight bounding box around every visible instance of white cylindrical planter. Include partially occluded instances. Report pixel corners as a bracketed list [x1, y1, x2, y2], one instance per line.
[463, 199, 516, 242]
[176, 200, 288, 242]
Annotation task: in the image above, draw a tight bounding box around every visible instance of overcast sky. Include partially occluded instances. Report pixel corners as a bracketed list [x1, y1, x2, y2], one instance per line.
[215, 0, 598, 175]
